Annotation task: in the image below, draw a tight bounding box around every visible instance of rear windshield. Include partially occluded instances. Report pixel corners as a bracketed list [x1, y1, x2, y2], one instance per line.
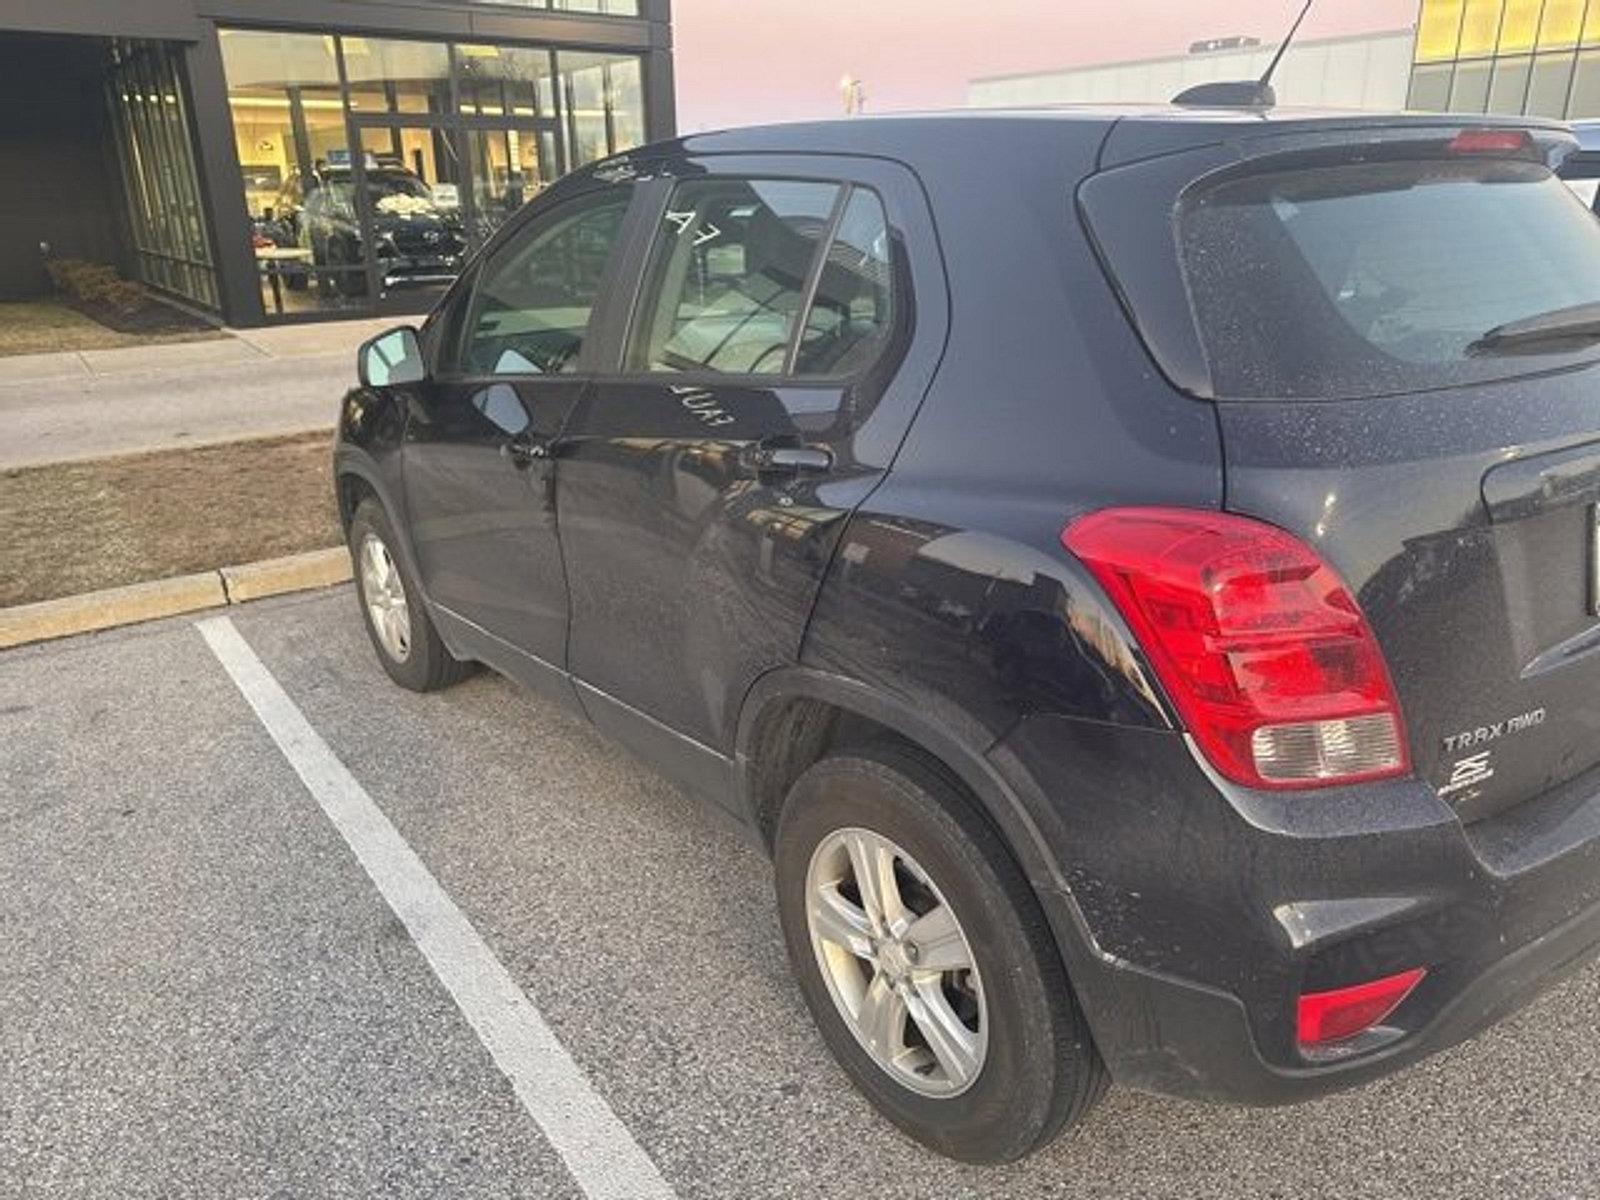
[1179, 158, 1600, 399]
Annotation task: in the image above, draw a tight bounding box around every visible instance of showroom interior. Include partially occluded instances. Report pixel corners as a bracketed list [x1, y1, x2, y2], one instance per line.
[0, 0, 673, 327]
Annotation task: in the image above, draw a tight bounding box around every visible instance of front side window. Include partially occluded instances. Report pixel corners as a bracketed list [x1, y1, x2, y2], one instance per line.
[455, 187, 632, 376]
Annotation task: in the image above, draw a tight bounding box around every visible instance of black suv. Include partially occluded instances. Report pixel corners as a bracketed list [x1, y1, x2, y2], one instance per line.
[268, 164, 467, 296]
[335, 108, 1600, 1162]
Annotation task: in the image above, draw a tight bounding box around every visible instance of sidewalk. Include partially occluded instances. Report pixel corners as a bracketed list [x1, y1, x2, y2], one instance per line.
[0, 315, 399, 470]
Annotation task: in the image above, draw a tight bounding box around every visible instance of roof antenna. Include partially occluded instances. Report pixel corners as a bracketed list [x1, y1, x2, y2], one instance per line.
[1172, 0, 1315, 109]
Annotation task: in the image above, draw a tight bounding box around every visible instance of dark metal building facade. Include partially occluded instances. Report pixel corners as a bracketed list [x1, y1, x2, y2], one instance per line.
[0, 0, 674, 326]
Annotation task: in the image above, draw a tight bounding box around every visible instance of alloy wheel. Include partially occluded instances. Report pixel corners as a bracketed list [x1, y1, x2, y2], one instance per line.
[360, 533, 412, 662]
[805, 827, 987, 1097]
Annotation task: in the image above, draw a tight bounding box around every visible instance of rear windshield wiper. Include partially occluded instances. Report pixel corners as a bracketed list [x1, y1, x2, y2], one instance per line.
[1467, 302, 1600, 355]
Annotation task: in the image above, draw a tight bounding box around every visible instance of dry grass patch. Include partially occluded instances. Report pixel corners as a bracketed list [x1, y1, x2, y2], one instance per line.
[0, 301, 221, 357]
[0, 432, 341, 607]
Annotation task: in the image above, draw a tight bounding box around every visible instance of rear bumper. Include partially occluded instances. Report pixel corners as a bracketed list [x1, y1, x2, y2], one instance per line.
[990, 715, 1600, 1105]
[1038, 876, 1600, 1105]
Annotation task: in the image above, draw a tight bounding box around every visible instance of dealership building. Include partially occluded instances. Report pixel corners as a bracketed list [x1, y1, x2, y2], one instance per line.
[973, 1, 1600, 124]
[0, 0, 673, 326]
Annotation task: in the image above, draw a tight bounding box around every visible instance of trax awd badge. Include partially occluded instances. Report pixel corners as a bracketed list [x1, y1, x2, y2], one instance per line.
[1437, 708, 1546, 801]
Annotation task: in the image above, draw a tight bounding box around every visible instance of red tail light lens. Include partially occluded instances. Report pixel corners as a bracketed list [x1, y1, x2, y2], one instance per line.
[1298, 968, 1427, 1046]
[1447, 128, 1533, 156]
[1062, 508, 1410, 790]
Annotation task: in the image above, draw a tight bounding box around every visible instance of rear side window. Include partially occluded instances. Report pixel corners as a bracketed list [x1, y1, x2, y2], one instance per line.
[796, 188, 897, 376]
[1180, 159, 1600, 399]
[627, 177, 898, 378]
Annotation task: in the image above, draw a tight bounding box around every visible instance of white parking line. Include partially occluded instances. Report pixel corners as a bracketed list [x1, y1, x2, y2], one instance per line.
[196, 615, 676, 1200]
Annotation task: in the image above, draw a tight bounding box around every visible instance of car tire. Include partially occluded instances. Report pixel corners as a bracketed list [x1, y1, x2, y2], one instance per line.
[330, 238, 369, 298]
[348, 497, 470, 693]
[774, 744, 1107, 1163]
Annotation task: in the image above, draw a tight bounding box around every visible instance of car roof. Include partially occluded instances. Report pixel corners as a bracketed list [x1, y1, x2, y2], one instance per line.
[583, 105, 1571, 179]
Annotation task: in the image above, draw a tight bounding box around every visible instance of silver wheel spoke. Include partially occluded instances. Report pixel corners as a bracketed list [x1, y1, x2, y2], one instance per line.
[386, 607, 410, 653]
[906, 981, 981, 1089]
[363, 539, 384, 587]
[905, 903, 972, 974]
[810, 885, 875, 959]
[844, 831, 905, 933]
[857, 972, 907, 1059]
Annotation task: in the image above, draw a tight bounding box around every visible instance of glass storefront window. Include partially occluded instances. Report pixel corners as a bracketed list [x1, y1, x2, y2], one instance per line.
[106, 41, 219, 310]
[219, 30, 347, 223]
[219, 29, 340, 98]
[355, 125, 468, 303]
[457, 44, 556, 118]
[342, 38, 452, 115]
[609, 57, 646, 152]
[220, 26, 648, 320]
[469, 127, 559, 241]
[221, 29, 365, 315]
[557, 51, 646, 169]
[465, 0, 642, 13]
[554, 0, 641, 13]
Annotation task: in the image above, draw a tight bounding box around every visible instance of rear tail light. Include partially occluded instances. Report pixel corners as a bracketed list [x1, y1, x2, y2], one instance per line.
[1298, 968, 1427, 1047]
[1061, 507, 1410, 790]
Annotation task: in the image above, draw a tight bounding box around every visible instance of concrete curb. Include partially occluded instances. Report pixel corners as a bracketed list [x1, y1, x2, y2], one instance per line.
[221, 548, 351, 604]
[0, 547, 350, 650]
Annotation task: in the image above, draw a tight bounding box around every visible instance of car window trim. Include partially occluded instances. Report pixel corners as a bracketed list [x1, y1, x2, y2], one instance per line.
[431, 181, 646, 387]
[583, 176, 674, 376]
[783, 184, 852, 376]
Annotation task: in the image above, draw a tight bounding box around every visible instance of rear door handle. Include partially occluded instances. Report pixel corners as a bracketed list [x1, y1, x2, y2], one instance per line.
[503, 432, 558, 467]
[744, 443, 834, 479]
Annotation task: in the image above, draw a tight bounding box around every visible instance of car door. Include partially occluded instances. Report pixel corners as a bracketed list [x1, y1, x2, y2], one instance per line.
[401, 181, 638, 705]
[552, 154, 947, 795]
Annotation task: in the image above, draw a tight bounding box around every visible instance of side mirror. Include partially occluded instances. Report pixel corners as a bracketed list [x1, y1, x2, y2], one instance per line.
[358, 325, 426, 387]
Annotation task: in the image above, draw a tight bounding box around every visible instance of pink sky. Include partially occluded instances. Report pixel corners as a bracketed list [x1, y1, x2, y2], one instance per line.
[672, 0, 1420, 131]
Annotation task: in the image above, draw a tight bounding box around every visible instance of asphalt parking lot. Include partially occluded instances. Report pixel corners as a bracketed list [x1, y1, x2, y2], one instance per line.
[5, 587, 1600, 1199]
